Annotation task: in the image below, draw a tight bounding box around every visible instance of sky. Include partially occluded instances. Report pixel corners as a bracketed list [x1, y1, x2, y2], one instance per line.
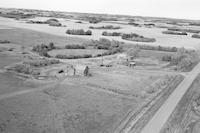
[0, 0, 200, 20]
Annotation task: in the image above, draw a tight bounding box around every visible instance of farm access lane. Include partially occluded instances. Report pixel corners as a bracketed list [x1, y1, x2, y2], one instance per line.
[140, 62, 200, 133]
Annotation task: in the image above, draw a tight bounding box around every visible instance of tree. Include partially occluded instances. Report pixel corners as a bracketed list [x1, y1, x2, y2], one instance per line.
[126, 46, 140, 60]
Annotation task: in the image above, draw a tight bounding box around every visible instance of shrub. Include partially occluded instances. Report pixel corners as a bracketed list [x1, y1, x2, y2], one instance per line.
[168, 27, 200, 34]
[192, 34, 200, 39]
[88, 17, 102, 24]
[55, 54, 92, 59]
[162, 55, 172, 61]
[0, 40, 10, 43]
[66, 29, 92, 35]
[89, 25, 121, 30]
[7, 64, 39, 75]
[32, 42, 55, 57]
[122, 33, 156, 42]
[126, 46, 141, 60]
[128, 22, 141, 27]
[162, 30, 187, 35]
[24, 59, 60, 67]
[102, 31, 121, 36]
[169, 48, 199, 71]
[136, 45, 178, 52]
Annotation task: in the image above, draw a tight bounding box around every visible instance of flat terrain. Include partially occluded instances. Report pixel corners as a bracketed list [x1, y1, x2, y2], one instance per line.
[160, 73, 200, 133]
[0, 17, 200, 49]
[141, 62, 200, 133]
[0, 9, 199, 133]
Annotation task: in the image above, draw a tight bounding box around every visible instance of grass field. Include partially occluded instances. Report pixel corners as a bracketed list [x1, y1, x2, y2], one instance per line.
[48, 49, 107, 57]
[0, 28, 87, 47]
[0, 64, 180, 133]
[160, 74, 200, 133]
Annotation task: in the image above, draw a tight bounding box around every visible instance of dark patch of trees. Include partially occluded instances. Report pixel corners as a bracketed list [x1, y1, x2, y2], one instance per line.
[55, 54, 92, 59]
[89, 25, 121, 30]
[162, 30, 187, 35]
[102, 31, 121, 36]
[66, 29, 92, 35]
[162, 48, 199, 71]
[32, 42, 55, 57]
[0, 40, 10, 43]
[136, 44, 178, 52]
[192, 34, 200, 39]
[122, 33, 156, 42]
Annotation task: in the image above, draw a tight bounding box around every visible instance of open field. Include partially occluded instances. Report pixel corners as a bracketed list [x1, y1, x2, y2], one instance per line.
[0, 28, 87, 47]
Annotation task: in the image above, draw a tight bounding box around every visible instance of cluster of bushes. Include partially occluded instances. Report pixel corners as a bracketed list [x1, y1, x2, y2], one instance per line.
[144, 23, 155, 27]
[66, 29, 92, 35]
[122, 33, 156, 42]
[168, 27, 200, 34]
[27, 18, 62, 27]
[162, 48, 199, 71]
[88, 17, 102, 24]
[87, 38, 123, 50]
[65, 44, 85, 49]
[24, 59, 60, 67]
[55, 54, 92, 59]
[75, 21, 83, 23]
[162, 30, 187, 35]
[89, 25, 121, 30]
[136, 44, 178, 52]
[192, 34, 200, 39]
[32, 42, 55, 57]
[102, 31, 121, 36]
[7, 63, 39, 75]
[27, 20, 47, 24]
[128, 22, 141, 27]
[189, 23, 200, 26]
[0, 40, 10, 43]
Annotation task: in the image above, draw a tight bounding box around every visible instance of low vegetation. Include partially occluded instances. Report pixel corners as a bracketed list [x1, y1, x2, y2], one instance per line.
[189, 22, 200, 26]
[27, 18, 62, 27]
[168, 27, 200, 33]
[7, 58, 60, 75]
[162, 30, 187, 35]
[122, 33, 156, 42]
[32, 42, 55, 57]
[55, 54, 92, 59]
[0, 40, 10, 43]
[128, 22, 141, 27]
[66, 29, 92, 35]
[24, 59, 60, 67]
[7, 63, 39, 75]
[102, 31, 121, 36]
[136, 44, 178, 52]
[89, 25, 121, 30]
[192, 34, 200, 39]
[162, 48, 199, 71]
